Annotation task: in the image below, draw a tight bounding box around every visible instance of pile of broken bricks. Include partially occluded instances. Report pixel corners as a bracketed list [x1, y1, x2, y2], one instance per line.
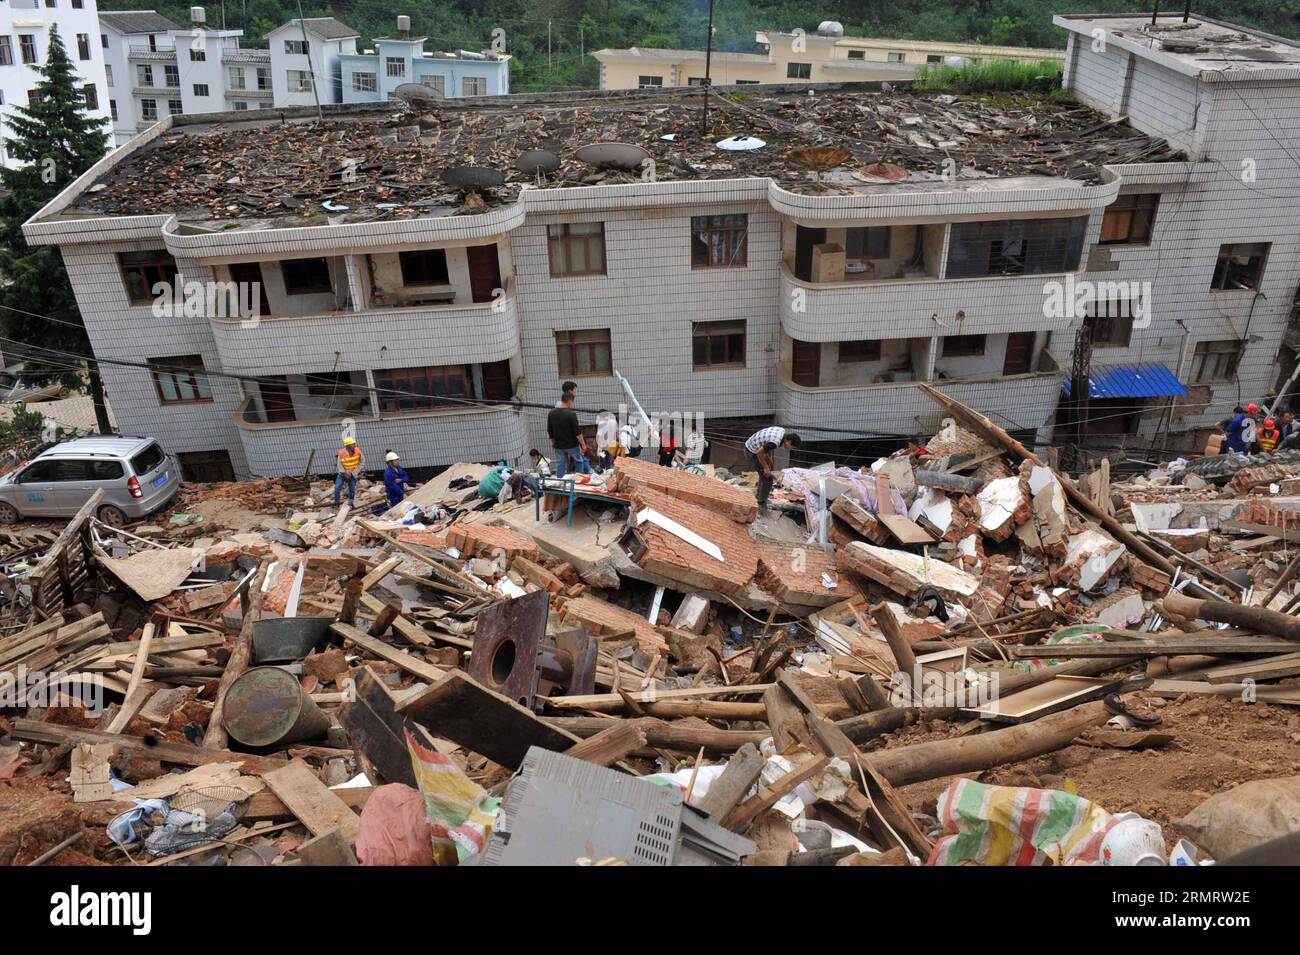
[3, 385, 1300, 867]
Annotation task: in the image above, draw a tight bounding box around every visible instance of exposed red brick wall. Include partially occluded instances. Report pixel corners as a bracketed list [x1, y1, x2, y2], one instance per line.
[627, 485, 758, 595]
[397, 529, 449, 550]
[756, 542, 860, 608]
[446, 522, 538, 561]
[558, 594, 668, 654]
[612, 456, 758, 523]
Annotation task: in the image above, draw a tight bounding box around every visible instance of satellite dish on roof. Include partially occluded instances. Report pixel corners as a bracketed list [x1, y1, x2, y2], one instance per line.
[716, 135, 765, 151]
[575, 142, 650, 170]
[393, 82, 445, 105]
[441, 166, 506, 191]
[516, 149, 560, 175]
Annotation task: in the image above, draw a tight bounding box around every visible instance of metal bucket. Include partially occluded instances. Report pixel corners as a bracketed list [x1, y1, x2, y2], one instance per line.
[224, 666, 331, 748]
[252, 617, 333, 664]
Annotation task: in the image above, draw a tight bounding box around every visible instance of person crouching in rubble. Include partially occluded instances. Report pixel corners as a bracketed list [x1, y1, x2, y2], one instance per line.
[1225, 405, 1252, 454]
[744, 426, 802, 513]
[334, 436, 364, 508]
[383, 451, 410, 508]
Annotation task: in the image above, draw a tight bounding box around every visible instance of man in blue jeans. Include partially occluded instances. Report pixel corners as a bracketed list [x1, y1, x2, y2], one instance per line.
[547, 391, 590, 479]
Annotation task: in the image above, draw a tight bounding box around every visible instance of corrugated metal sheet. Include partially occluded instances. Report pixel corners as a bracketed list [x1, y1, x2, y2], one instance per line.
[1059, 363, 1188, 400]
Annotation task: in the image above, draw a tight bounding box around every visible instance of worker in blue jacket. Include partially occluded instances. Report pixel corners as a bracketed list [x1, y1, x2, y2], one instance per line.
[383, 451, 410, 507]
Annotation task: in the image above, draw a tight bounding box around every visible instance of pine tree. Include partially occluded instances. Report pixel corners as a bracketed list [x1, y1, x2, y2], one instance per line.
[0, 26, 111, 433]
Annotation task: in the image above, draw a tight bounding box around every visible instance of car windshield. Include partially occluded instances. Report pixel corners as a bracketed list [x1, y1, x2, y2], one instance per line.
[130, 443, 165, 476]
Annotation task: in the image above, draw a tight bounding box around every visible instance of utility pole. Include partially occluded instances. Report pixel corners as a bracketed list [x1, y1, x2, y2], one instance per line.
[701, 0, 715, 135]
[548, 20, 552, 72]
[579, 24, 584, 61]
[294, 0, 323, 122]
[1063, 322, 1094, 473]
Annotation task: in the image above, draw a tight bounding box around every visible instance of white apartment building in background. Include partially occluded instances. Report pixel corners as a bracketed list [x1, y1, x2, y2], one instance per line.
[0, 0, 110, 167]
[20, 13, 1300, 481]
[264, 16, 357, 108]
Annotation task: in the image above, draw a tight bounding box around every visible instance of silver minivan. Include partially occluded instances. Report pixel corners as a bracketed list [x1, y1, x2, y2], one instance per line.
[0, 436, 182, 526]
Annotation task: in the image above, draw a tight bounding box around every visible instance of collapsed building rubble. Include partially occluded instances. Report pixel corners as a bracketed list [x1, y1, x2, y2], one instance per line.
[3, 386, 1300, 867]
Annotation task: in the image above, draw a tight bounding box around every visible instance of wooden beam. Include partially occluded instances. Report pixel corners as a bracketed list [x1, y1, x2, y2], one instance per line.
[722, 755, 829, 831]
[544, 684, 772, 713]
[203, 561, 268, 750]
[331, 622, 447, 683]
[262, 761, 362, 843]
[10, 719, 286, 774]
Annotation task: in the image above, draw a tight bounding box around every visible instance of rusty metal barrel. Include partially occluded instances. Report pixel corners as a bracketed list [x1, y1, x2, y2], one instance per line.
[224, 666, 331, 748]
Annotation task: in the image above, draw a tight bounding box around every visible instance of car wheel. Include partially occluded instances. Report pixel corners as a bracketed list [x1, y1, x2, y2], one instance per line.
[97, 505, 128, 527]
[0, 502, 18, 525]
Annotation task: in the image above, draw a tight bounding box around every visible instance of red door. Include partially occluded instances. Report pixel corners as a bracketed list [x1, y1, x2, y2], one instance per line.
[258, 376, 295, 422]
[791, 340, 821, 387]
[466, 244, 503, 304]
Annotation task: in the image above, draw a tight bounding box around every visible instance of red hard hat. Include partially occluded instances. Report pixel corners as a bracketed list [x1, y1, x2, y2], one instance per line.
[1264, 418, 1276, 428]
[1247, 403, 1260, 413]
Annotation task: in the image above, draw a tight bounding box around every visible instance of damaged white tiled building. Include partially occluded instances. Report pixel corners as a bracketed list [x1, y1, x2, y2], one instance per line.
[22, 13, 1300, 480]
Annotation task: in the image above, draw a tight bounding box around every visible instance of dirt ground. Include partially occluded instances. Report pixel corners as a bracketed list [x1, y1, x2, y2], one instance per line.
[892, 694, 1300, 833]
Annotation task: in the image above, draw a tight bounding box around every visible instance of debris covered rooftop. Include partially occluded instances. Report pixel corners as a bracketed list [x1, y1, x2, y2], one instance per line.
[67, 85, 1185, 227]
[1057, 14, 1300, 74]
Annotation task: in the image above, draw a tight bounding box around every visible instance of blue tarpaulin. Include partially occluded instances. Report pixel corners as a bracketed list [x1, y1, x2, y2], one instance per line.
[1059, 363, 1188, 400]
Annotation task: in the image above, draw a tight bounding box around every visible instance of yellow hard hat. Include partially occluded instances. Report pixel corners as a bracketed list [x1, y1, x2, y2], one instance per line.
[343, 436, 357, 446]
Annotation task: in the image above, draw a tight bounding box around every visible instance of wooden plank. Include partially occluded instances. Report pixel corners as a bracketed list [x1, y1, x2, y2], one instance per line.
[695, 742, 764, 822]
[360, 555, 403, 591]
[1009, 638, 1297, 657]
[107, 621, 155, 734]
[336, 668, 417, 787]
[204, 561, 268, 750]
[296, 826, 359, 866]
[1198, 652, 1300, 684]
[262, 761, 362, 843]
[721, 755, 829, 831]
[1223, 520, 1300, 544]
[244, 785, 373, 822]
[877, 513, 937, 546]
[397, 669, 582, 769]
[961, 675, 1115, 723]
[544, 683, 773, 712]
[562, 720, 647, 770]
[10, 719, 286, 774]
[331, 622, 446, 683]
[1147, 679, 1300, 705]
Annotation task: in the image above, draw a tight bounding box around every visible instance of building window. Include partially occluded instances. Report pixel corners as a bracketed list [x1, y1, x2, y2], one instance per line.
[281, 258, 333, 295]
[692, 320, 746, 369]
[1085, 305, 1133, 347]
[839, 339, 882, 362]
[555, 329, 612, 377]
[787, 62, 811, 79]
[20, 35, 37, 65]
[148, 355, 213, 404]
[887, 52, 906, 63]
[847, 50, 865, 60]
[927, 54, 943, 63]
[287, 70, 313, 93]
[1191, 340, 1243, 382]
[147, 34, 157, 52]
[256, 67, 271, 90]
[193, 83, 209, 97]
[1100, 193, 1159, 245]
[399, 249, 449, 286]
[1211, 242, 1269, 291]
[946, 217, 1088, 279]
[942, 335, 986, 357]
[74, 0, 84, 8]
[547, 222, 606, 277]
[462, 76, 486, 96]
[189, 48, 206, 62]
[736, 79, 760, 84]
[105, 64, 113, 86]
[177, 450, 235, 483]
[137, 65, 153, 87]
[82, 84, 97, 110]
[168, 99, 183, 115]
[375, 365, 471, 412]
[385, 56, 406, 78]
[118, 250, 177, 304]
[101, 33, 108, 49]
[285, 40, 309, 55]
[229, 66, 246, 90]
[164, 64, 179, 87]
[637, 75, 663, 88]
[352, 71, 377, 93]
[141, 98, 157, 121]
[44, 0, 56, 7]
[691, 214, 748, 268]
[845, 226, 890, 259]
[688, 77, 707, 86]
[233, 101, 247, 111]
[0, 37, 13, 67]
[421, 74, 445, 93]
[109, 99, 117, 121]
[76, 33, 90, 61]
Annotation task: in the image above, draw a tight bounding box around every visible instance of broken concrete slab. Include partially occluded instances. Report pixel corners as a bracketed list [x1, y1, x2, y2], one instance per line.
[976, 476, 1029, 541]
[836, 541, 982, 602]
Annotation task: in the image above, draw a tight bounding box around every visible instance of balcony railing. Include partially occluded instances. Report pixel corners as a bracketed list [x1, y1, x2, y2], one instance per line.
[127, 46, 178, 62]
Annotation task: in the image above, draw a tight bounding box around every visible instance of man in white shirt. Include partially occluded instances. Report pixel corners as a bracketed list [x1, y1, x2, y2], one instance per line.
[681, 422, 707, 467]
[744, 426, 802, 511]
[595, 409, 619, 470]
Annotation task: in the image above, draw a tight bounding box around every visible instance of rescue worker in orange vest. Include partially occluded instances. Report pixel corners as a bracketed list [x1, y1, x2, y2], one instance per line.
[1258, 418, 1281, 454]
[334, 436, 364, 507]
